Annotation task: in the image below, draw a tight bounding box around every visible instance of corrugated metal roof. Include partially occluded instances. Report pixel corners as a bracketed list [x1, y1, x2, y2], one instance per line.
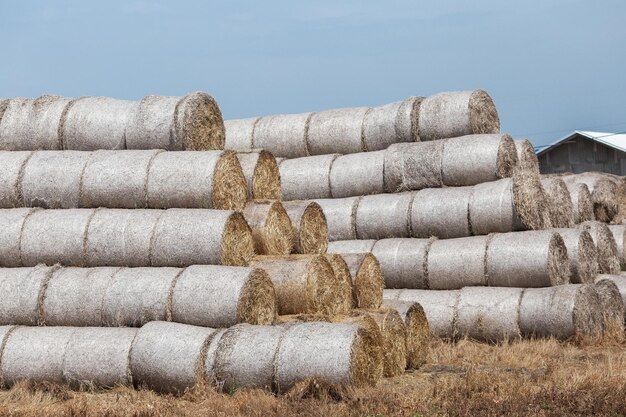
[536, 131, 626, 155]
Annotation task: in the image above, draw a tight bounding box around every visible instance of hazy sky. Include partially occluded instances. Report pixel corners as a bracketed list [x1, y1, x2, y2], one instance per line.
[1, 1, 624, 146]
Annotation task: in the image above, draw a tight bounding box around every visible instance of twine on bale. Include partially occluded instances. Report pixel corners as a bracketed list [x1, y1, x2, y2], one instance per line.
[578, 221, 621, 275]
[563, 182, 595, 223]
[0, 265, 56, 325]
[355, 308, 407, 377]
[593, 279, 625, 334]
[280, 154, 338, 201]
[236, 151, 281, 200]
[541, 177, 575, 228]
[0, 208, 37, 267]
[313, 197, 361, 241]
[243, 201, 294, 256]
[382, 299, 430, 369]
[324, 254, 354, 313]
[341, 253, 384, 309]
[356, 192, 415, 240]
[282, 201, 329, 254]
[553, 229, 598, 284]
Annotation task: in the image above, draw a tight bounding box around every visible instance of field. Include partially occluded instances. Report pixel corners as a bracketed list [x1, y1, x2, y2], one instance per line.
[2, 335, 626, 417]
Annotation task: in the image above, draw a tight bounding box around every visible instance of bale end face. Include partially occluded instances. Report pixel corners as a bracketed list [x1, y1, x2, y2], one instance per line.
[404, 303, 430, 369]
[595, 279, 626, 335]
[325, 254, 354, 314]
[338, 316, 383, 386]
[496, 134, 517, 179]
[236, 268, 278, 325]
[212, 151, 248, 211]
[220, 212, 255, 266]
[468, 90, 500, 135]
[576, 184, 595, 223]
[179, 92, 225, 151]
[354, 254, 384, 310]
[263, 202, 294, 256]
[306, 255, 344, 316]
[547, 233, 571, 286]
[252, 150, 281, 200]
[298, 203, 329, 254]
[512, 169, 546, 230]
[574, 231, 599, 284]
[364, 309, 407, 377]
[573, 285, 605, 341]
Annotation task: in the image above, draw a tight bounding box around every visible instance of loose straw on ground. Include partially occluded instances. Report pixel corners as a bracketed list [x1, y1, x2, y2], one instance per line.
[243, 201, 294, 255]
[282, 201, 328, 254]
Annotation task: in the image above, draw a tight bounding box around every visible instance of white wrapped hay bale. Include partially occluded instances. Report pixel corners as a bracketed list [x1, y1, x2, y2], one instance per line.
[593, 279, 625, 332]
[0, 265, 56, 325]
[340, 253, 384, 309]
[578, 221, 621, 275]
[130, 321, 217, 393]
[329, 151, 385, 198]
[236, 150, 281, 200]
[607, 225, 626, 270]
[384, 140, 444, 193]
[356, 192, 415, 239]
[224, 117, 258, 151]
[362, 97, 420, 151]
[552, 229, 598, 284]
[313, 197, 361, 241]
[427, 236, 488, 289]
[382, 299, 430, 369]
[0, 208, 37, 267]
[282, 201, 328, 254]
[541, 177, 575, 228]
[416, 90, 500, 141]
[0, 151, 33, 208]
[307, 107, 369, 155]
[412, 187, 472, 238]
[279, 154, 338, 201]
[253, 113, 312, 158]
[327, 239, 376, 254]
[243, 201, 294, 255]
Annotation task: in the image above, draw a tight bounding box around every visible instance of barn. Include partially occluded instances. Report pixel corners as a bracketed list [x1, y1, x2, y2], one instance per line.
[536, 131, 626, 175]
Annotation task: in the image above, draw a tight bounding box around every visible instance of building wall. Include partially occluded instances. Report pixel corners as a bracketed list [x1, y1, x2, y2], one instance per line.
[538, 135, 626, 175]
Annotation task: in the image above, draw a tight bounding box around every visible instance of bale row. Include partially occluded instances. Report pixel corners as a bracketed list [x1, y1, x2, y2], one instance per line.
[0, 93, 224, 151]
[560, 173, 619, 222]
[0, 265, 277, 328]
[0, 208, 254, 268]
[225, 90, 500, 158]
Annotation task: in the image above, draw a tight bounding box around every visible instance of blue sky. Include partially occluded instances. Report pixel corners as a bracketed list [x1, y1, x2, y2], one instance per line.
[0, 1, 624, 146]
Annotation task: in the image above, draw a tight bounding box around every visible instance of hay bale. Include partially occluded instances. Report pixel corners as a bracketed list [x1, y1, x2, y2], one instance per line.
[362, 97, 420, 151]
[151, 209, 254, 267]
[341, 253, 384, 309]
[250, 255, 340, 315]
[282, 201, 328, 254]
[0, 96, 72, 150]
[211, 324, 284, 391]
[1, 326, 77, 385]
[224, 117, 258, 151]
[172, 265, 277, 327]
[312, 197, 360, 241]
[329, 151, 385, 198]
[541, 177, 575, 228]
[514, 139, 540, 175]
[324, 254, 354, 313]
[384, 140, 444, 193]
[147, 151, 248, 210]
[456, 287, 523, 342]
[607, 225, 626, 270]
[280, 154, 338, 201]
[0, 265, 55, 325]
[412, 187, 472, 238]
[593, 279, 625, 333]
[274, 321, 382, 391]
[356, 192, 414, 239]
[519, 285, 604, 340]
[307, 107, 369, 155]
[564, 182, 594, 223]
[486, 231, 570, 287]
[43, 267, 122, 326]
[595, 274, 626, 312]
[0, 151, 33, 207]
[243, 201, 294, 255]
[130, 321, 217, 393]
[63, 327, 137, 388]
[327, 239, 376, 254]
[236, 151, 281, 200]
[0, 208, 36, 267]
[562, 173, 619, 222]
[552, 229, 598, 284]
[381, 300, 430, 369]
[254, 113, 311, 158]
[202, 328, 227, 385]
[373, 238, 432, 289]
[358, 308, 407, 377]
[427, 236, 488, 289]
[126, 92, 224, 151]
[417, 90, 500, 141]
[578, 221, 621, 274]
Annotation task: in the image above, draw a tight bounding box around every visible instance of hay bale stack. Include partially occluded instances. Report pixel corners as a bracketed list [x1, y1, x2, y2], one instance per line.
[0, 151, 32, 207]
[552, 229, 598, 283]
[329, 151, 385, 198]
[593, 279, 625, 332]
[416, 90, 500, 141]
[250, 255, 342, 315]
[254, 113, 312, 158]
[274, 321, 382, 391]
[236, 151, 281, 200]
[578, 221, 621, 274]
[280, 154, 338, 200]
[562, 173, 619, 222]
[362, 96, 420, 151]
[427, 236, 488, 289]
[307, 107, 369, 155]
[514, 139, 540, 175]
[340, 253, 384, 309]
[519, 285, 604, 340]
[282, 201, 328, 254]
[324, 254, 354, 313]
[356, 192, 415, 239]
[130, 321, 217, 393]
[0, 96, 72, 150]
[382, 300, 430, 369]
[607, 225, 626, 270]
[486, 231, 570, 287]
[564, 182, 595, 223]
[0, 208, 36, 267]
[357, 308, 407, 377]
[312, 197, 361, 241]
[224, 117, 258, 151]
[412, 187, 472, 238]
[0, 265, 55, 325]
[541, 177, 575, 228]
[243, 201, 294, 255]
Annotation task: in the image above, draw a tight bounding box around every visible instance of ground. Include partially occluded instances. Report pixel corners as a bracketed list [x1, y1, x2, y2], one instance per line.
[2, 336, 626, 417]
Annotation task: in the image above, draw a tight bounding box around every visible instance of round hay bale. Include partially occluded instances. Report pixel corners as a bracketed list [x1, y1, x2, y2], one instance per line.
[102, 267, 180, 326]
[562, 173, 619, 222]
[43, 267, 122, 326]
[327, 239, 376, 254]
[412, 187, 472, 238]
[1, 326, 77, 386]
[362, 97, 420, 151]
[250, 255, 339, 315]
[324, 254, 354, 313]
[383, 140, 444, 193]
[519, 285, 604, 340]
[341, 253, 384, 309]
[20, 208, 93, 267]
[358, 308, 407, 377]
[313, 197, 360, 241]
[356, 192, 414, 239]
[21, 151, 90, 209]
[0, 208, 37, 267]
[595, 274, 626, 311]
[427, 236, 488, 290]
[382, 299, 430, 369]
[329, 151, 385, 198]
[129, 321, 217, 393]
[578, 221, 621, 274]
[372, 238, 433, 289]
[147, 151, 248, 210]
[85, 209, 162, 267]
[172, 265, 277, 327]
[274, 321, 382, 391]
[417, 90, 500, 141]
[594, 279, 625, 333]
[253, 113, 311, 159]
[63, 327, 138, 389]
[151, 209, 254, 267]
[243, 201, 294, 255]
[202, 328, 227, 385]
[224, 117, 258, 151]
[307, 107, 369, 155]
[0, 151, 33, 207]
[236, 150, 281, 200]
[280, 154, 338, 200]
[541, 177, 575, 228]
[456, 287, 523, 342]
[212, 324, 285, 391]
[514, 139, 540, 175]
[607, 225, 626, 270]
[0, 265, 55, 325]
[282, 201, 329, 254]
[126, 92, 224, 151]
[487, 231, 570, 287]
[563, 182, 594, 223]
[553, 229, 598, 284]
[0, 96, 72, 150]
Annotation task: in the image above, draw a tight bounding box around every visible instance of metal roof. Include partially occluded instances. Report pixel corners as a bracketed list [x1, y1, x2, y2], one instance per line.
[535, 131, 626, 155]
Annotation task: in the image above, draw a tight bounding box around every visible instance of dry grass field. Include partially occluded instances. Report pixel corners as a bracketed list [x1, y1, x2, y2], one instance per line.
[2, 334, 626, 417]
